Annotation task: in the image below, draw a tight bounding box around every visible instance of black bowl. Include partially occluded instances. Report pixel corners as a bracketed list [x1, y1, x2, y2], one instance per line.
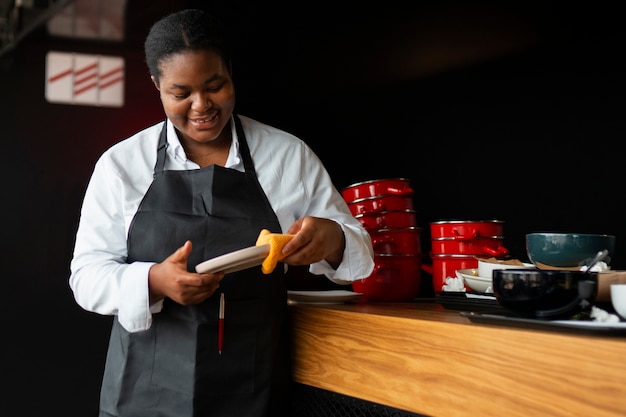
[492, 269, 597, 318]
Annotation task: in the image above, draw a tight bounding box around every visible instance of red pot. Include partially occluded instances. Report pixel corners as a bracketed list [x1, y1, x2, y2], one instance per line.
[430, 220, 505, 240]
[352, 254, 422, 301]
[355, 210, 417, 231]
[422, 253, 478, 293]
[430, 237, 509, 257]
[370, 227, 422, 255]
[347, 194, 414, 216]
[342, 178, 413, 202]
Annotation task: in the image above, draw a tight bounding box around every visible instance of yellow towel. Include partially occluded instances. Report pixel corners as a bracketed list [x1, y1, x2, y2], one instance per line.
[255, 229, 296, 274]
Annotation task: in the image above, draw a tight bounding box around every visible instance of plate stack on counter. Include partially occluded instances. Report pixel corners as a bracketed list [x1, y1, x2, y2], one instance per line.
[427, 219, 510, 292]
[342, 178, 422, 301]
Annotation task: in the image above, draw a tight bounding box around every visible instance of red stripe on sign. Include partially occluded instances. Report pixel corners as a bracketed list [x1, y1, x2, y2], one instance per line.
[100, 66, 123, 80]
[99, 75, 124, 89]
[49, 68, 72, 83]
[75, 62, 98, 76]
[75, 71, 97, 86]
[74, 81, 98, 96]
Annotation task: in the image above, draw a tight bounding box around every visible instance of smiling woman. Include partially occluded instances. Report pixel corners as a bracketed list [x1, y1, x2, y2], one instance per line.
[147, 15, 236, 166]
[67, 8, 374, 417]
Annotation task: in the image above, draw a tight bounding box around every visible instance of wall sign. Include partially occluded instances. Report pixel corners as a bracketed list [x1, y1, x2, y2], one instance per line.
[47, 0, 126, 41]
[45, 51, 124, 107]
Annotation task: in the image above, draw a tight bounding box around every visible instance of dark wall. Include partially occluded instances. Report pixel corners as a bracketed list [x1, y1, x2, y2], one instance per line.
[249, 2, 625, 268]
[1, 1, 624, 415]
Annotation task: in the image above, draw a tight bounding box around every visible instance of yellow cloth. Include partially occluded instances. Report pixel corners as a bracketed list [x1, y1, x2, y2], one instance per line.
[255, 229, 296, 274]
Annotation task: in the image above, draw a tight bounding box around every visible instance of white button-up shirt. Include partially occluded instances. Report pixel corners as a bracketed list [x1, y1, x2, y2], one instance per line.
[69, 115, 374, 332]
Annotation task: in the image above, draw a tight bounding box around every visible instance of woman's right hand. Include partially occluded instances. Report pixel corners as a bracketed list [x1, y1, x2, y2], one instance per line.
[148, 240, 224, 305]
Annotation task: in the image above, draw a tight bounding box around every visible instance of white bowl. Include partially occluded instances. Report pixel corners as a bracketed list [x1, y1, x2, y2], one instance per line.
[477, 259, 535, 279]
[456, 268, 492, 293]
[610, 284, 626, 320]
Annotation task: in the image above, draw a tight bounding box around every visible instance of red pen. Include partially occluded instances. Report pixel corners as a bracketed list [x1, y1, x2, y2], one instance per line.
[218, 292, 225, 355]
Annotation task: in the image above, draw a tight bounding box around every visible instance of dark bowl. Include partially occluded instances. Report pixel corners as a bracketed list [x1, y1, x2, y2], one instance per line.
[492, 269, 597, 318]
[526, 232, 616, 267]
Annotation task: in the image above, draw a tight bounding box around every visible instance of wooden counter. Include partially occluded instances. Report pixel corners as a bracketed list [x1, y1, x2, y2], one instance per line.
[288, 300, 626, 417]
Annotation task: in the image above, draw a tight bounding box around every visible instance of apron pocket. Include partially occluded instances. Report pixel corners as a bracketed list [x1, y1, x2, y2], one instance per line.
[151, 299, 261, 397]
[194, 298, 261, 396]
[151, 313, 198, 396]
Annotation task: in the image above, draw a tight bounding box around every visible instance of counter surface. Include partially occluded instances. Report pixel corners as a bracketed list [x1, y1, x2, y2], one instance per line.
[288, 300, 626, 417]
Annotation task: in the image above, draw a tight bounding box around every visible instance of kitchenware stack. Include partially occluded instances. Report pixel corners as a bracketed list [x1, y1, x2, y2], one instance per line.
[341, 178, 422, 301]
[428, 219, 510, 292]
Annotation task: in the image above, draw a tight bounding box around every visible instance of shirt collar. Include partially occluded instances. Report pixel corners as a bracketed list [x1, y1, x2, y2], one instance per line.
[166, 116, 241, 168]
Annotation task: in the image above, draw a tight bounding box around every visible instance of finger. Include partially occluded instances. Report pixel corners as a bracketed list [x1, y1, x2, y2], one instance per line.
[168, 240, 193, 264]
[281, 234, 303, 255]
[286, 218, 304, 235]
[197, 271, 225, 285]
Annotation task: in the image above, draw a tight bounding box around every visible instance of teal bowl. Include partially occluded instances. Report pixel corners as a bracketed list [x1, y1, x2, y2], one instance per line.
[526, 233, 616, 268]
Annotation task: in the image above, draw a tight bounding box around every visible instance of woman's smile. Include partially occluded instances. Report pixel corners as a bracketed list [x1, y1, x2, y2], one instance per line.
[188, 111, 219, 129]
[155, 49, 236, 145]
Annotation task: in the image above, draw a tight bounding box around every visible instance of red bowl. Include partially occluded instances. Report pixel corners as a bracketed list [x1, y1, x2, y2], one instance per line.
[370, 227, 422, 255]
[430, 237, 508, 257]
[352, 254, 422, 301]
[355, 210, 417, 231]
[424, 253, 478, 292]
[430, 220, 504, 240]
[347, 195, 414, 216]
[342, 178, 413, 202]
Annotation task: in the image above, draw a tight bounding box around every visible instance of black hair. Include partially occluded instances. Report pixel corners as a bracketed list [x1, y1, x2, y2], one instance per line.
[144, 9, 232, 84]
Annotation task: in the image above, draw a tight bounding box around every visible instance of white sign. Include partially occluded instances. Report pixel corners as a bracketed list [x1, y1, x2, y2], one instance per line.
[45, 51, 124, 107]
[47, 0, 126, 41]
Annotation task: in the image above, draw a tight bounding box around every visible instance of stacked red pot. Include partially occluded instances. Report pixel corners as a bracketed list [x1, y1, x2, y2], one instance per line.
[342, 178, 422, 301]
[428, 220, 509, 292]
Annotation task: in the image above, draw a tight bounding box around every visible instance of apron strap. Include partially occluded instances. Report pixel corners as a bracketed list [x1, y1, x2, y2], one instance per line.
[154, 120, 169, 177]
[233, 114, 257, 180]
[233, 115, 277, 227]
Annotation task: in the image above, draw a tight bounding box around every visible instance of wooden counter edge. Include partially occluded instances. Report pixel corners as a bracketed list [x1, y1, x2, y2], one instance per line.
[288, 302, 626, 417]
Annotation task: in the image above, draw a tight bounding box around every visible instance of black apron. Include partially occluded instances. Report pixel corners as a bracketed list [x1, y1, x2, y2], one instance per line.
[99, 116, 291, 417]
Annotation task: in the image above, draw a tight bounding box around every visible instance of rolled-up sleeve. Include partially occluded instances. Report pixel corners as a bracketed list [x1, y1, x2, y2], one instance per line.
[244, 116, 375, 283]
[69, 126, 162, 333]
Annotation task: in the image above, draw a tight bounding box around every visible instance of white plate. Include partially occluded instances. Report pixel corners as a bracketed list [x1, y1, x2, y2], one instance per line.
[550, 320, 626, 329]
[478, 260, 535, 278]
[455, 268, 492, 293]
[456, 268, 488, 280]
[287, 290, 363, 304]
[195, 244, 270, 274]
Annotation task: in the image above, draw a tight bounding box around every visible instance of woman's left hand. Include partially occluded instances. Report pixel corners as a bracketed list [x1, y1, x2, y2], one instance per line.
[281, 216, 345, 269]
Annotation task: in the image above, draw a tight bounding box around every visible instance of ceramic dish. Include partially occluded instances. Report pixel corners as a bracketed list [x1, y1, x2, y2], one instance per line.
[455, 268, 493, 293]
[287, 290, 363, 304]
[477, 260, 535, 278]
[492, 269, 598, 318]
[526, 232, 615, 267]
[195, 244, 270, 274]
[457, 263, 536, 293]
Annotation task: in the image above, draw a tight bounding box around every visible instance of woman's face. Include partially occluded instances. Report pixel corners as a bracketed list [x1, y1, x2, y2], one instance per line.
[152, 50, 235, 145]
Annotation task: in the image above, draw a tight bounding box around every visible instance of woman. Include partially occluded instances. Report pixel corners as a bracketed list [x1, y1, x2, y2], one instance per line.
[69, 8, 374, 417]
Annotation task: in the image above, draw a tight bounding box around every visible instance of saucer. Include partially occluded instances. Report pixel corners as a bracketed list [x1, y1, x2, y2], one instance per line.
[287, 290, 363, 304]
[455, 268, 492, 293]
[195, 244, 270, 274]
